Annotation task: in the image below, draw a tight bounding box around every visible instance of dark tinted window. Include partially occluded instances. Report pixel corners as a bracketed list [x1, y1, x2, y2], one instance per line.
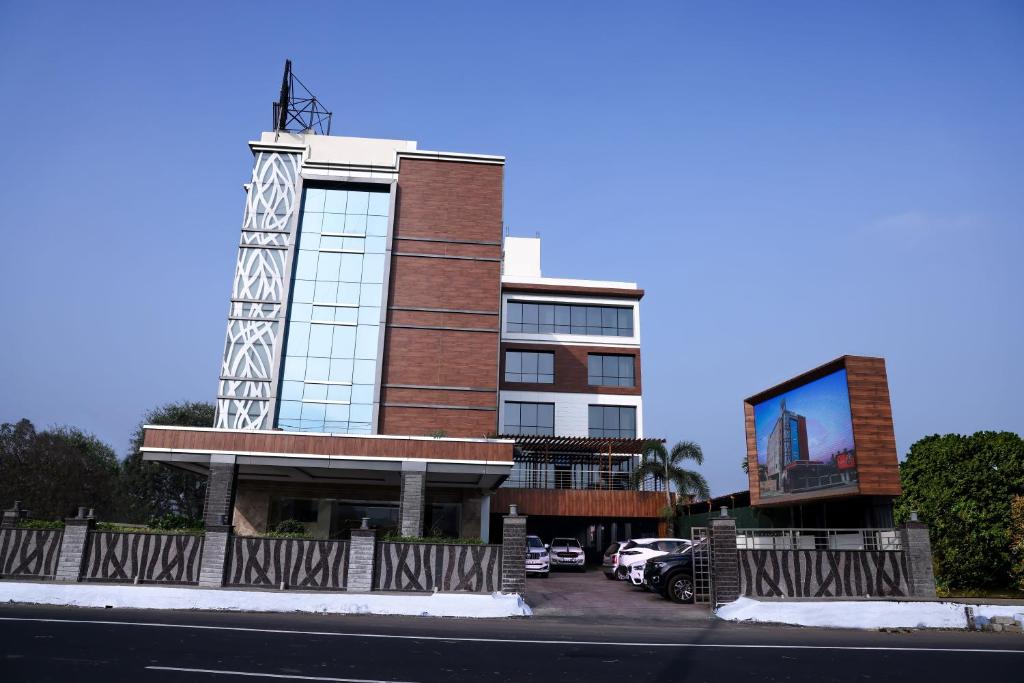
[588, 405, 637, 438]
[588, 354, 636, 387]
[507, 301, 634, 337]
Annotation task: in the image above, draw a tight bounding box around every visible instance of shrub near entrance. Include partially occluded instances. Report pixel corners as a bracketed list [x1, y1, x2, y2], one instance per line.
[895, 431, 1024, 591]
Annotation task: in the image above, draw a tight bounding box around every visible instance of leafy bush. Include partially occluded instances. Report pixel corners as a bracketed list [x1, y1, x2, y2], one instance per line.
[895, 431, 1024, 591]
[274, 519, 307, 534]
[147, 513, 203, 530]
[16, 519, 64, 530]
[94, 522, 204, 535]
[382, 533, 484, 545]
[1011, 495, 1024, 591]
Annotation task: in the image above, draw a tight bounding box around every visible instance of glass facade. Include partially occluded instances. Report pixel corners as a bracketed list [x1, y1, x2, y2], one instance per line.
[504, 402, 555, 435]
[506, 301, 633, 336]
[588, 354, 635, 387]
[588, 405, 637, 438]
[276, 185, 390, 434]
[505, 350, 554, 383]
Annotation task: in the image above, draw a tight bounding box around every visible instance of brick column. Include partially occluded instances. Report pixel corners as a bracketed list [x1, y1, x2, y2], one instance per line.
[500, 509, 527, 595]
[900, 517, 937, 598]
[399, 461, 426, 537]
[55, 507, 94, 582]
[198, 457, 237, 588]
[347, 527, 377, 592]
[710, 509, 740, 605]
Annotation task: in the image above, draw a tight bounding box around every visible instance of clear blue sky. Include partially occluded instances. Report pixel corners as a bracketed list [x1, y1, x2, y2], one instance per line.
[1, 2, 1021, 496]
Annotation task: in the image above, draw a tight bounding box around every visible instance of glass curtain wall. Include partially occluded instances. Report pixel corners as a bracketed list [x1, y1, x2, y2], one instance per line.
[276, 185, 390, 433]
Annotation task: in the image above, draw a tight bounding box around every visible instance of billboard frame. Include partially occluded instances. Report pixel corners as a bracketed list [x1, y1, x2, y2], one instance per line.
[743, 355, 901, 508]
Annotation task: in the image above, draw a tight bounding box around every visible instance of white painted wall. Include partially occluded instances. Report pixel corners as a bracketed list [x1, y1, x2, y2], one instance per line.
[503, 237, 542, 278]
[498, 390, 644, 438]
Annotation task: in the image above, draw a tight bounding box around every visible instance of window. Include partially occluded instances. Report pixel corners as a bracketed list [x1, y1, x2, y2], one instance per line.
[588, 354, 635, 387]
[588, 405, 636, 438]
[276, 185, 390, 435]
[504, 402, 555, 435]
[505, 351, 554, 383]
[506, 301, 633, 337]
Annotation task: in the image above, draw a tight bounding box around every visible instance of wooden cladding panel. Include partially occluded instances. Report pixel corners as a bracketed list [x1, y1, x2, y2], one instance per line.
[143, 428, 512, 463]
[490, 488, 665, 518]
[380, 327, 498, 389]
[845, 356, 901, 497]
[745, 355, 901, 507]
[499, 342, 641, 396]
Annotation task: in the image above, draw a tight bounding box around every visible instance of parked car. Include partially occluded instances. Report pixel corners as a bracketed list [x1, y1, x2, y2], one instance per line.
[602, 541, 629, 580]
[608, 538, 688, 581]
[548, 537, 586, 571]
[625, 539, 690, 587]
[525, 535, 550, 577]
[643, 540, 704, 603]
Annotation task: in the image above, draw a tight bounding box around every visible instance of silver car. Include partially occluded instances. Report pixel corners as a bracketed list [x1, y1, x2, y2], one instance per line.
[525, 535, 550, 577]
[548, 537, 586, 571]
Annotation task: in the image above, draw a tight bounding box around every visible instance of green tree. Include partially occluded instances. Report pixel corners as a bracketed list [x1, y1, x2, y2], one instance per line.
[0, 419, 120, 519]
[118, 401, 215, 523]
[895, 431, 1024, 591]
[631, 440, 710, 535]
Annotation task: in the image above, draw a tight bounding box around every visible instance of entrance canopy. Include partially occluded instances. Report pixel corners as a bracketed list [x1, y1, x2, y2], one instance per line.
[142, 426, 515, 490]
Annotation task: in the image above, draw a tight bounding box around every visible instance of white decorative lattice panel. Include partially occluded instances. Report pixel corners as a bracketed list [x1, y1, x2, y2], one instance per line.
[214, 151, 301, 430]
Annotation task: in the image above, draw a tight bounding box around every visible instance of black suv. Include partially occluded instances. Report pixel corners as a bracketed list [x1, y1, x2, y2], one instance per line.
[642, 540, 703, 603]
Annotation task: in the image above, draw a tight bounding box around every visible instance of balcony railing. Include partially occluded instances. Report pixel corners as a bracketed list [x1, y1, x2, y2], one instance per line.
[501, 469, 665, 491]
[736, 528, 903, 552]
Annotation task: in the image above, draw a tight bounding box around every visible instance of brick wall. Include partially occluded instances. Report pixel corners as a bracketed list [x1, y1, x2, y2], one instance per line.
[499, 342, 642, 396]
[379, 158, 503, 437]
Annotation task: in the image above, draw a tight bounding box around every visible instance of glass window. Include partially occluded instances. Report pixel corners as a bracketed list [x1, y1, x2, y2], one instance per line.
[588, 354, 635, 387]
[504, 351, 554, 384]
[504, 402, 555, 435]
[588, 405, 637, 438]
[276, 185, 391, 434]
[506, 301, 634, 337]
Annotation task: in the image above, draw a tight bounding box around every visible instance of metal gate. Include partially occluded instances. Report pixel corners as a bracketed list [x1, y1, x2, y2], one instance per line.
[690, 527, 712, 605]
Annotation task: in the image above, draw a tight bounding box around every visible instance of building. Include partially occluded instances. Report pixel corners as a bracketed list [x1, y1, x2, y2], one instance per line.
[764, 399, 809, 492]
[142, 122, 666, 550]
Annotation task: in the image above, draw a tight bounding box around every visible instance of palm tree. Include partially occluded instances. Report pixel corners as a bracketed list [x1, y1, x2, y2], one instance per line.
[631, 440, 710, 535]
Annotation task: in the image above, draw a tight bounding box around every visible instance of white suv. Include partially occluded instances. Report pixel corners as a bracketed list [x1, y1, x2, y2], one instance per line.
[548, 537, 586, 571]
[615, 538, 690, 583]
[525, 535, 550, 577]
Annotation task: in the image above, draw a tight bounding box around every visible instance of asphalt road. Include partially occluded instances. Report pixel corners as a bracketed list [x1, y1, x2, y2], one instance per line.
[2, 604, 1023, 682]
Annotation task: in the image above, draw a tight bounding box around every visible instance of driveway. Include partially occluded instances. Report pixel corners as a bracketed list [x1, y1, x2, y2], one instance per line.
[526, 566, 711, 621]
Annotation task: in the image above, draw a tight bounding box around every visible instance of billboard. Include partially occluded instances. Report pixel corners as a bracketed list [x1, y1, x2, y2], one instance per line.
[751, 367, 858, 501]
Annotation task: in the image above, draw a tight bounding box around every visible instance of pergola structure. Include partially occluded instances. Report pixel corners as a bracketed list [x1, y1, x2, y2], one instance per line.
[496, 435, 666, 491]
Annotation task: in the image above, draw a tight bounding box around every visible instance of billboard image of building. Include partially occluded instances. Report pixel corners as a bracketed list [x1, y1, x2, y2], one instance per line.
[753, 368, 857, 500]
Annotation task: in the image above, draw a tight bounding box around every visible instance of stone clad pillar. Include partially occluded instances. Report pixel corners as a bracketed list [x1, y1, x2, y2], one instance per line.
[198, 456, 238, 587]
[347, 526, 377, 592]
[55, 507, 94, 582]
[500, 507, 527, 595]
[900, 516, 937, 598]
[399, 461, 426, 537]
[710, 508, 740, 605]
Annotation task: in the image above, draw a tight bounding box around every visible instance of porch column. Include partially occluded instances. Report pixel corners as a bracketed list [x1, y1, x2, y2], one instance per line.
[480, 493, 491, 543]
[501, 507, 527, 595]
[199, 455, 237, 587]
[399, 460, 426, 537]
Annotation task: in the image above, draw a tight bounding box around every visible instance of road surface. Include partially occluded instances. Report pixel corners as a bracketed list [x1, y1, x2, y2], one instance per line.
[1, 603, 1022, 682]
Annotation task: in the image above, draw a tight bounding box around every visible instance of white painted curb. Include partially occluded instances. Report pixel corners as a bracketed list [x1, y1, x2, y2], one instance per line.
[0, 582, 532, 618]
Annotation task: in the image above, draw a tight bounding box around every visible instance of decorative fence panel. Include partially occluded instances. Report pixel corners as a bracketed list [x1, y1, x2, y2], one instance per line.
[739, 549, 910, 598]
[225, 537, 348, 590]
[0, 529, 63, 579]
[375, 542, 501, 593]
[82, 531, 204, 585]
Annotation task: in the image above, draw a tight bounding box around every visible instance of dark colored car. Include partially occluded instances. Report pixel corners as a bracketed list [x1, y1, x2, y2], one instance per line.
[643, 540, 704, 603]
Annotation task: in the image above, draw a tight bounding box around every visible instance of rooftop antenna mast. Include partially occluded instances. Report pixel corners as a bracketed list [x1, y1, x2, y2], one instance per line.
[272, 59, 332, 135]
